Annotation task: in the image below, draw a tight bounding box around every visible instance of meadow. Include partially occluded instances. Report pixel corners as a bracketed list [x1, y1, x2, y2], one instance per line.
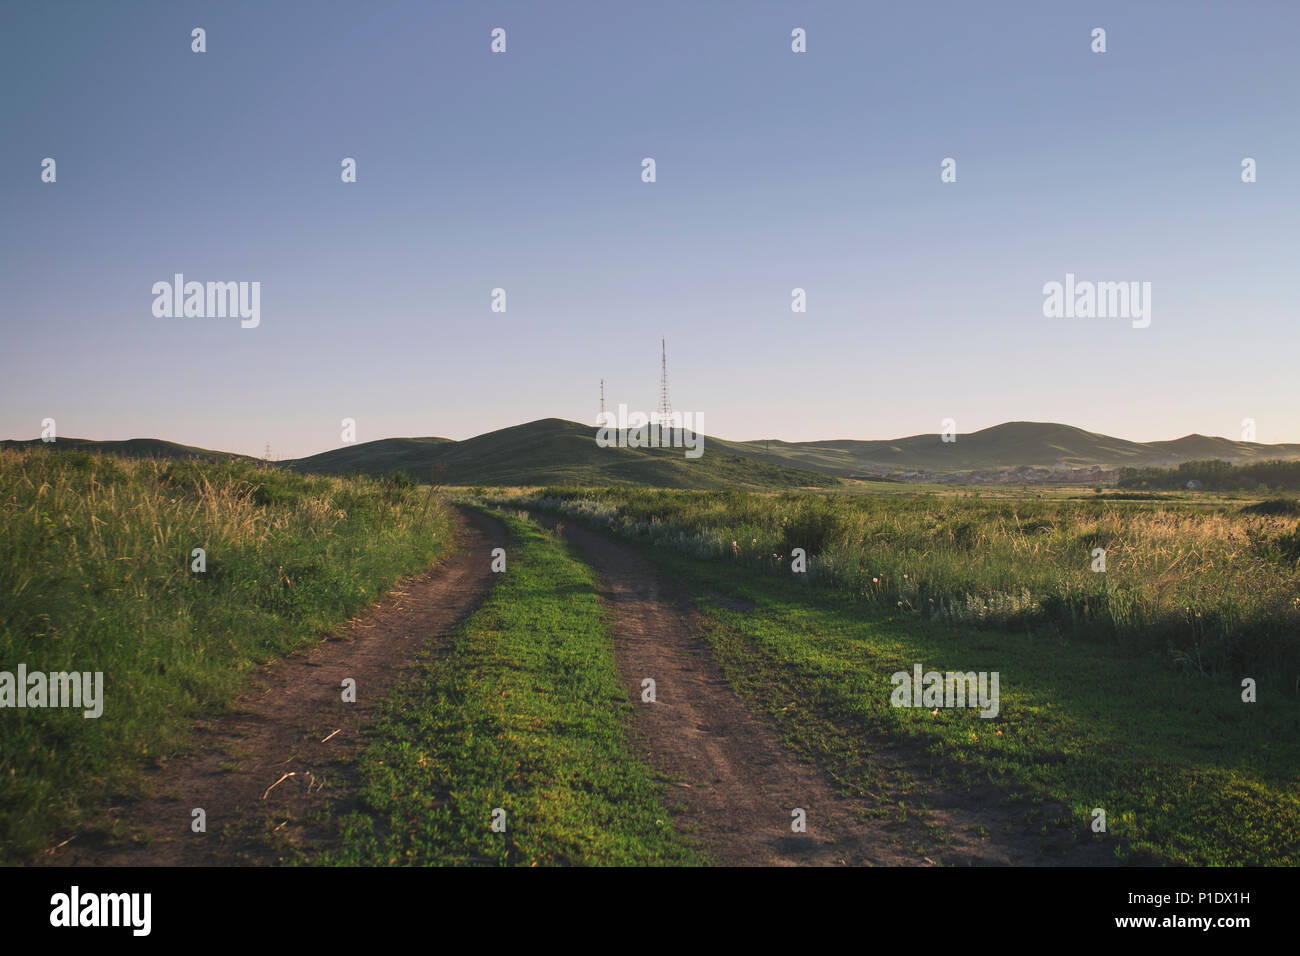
[0, 448, 454, 861]
[325, 513, 700, 866]
[485, 487, 1300, 691]
[470, 487, 1300, 864]
[5, 445, 1297, 866]
[642, 546, 1300, 864]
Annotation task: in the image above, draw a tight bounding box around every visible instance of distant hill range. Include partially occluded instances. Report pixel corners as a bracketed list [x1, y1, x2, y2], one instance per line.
[0, 436, 259, 464]
[733, 421, 1300, 480]
[6, 420, 1300, 489]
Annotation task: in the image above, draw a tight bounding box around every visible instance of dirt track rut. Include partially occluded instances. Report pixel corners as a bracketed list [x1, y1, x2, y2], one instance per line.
[542, 517, 921, 865]
[543, 516, 1111, 867]
[40, 507, 504, 866]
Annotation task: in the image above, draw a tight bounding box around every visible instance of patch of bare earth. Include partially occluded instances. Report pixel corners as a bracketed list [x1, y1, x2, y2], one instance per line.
[38, 507, 505, 867]
[542, 517, 1113, 867]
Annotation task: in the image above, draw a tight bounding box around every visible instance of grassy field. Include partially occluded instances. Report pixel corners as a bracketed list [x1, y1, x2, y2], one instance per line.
[324, 512, 701, 866]
[678, 553, 1300, 864]
[7, 441, 1296, 866]
[491, 487, 1300, 691]
[475, 486, 1300, 865]
[0, 448, 455, 862]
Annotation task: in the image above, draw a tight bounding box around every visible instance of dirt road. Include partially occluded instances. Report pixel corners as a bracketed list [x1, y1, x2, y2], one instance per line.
[544, 516, 1108, 866]
[540, 517, 908, 864]
[40, 507, 505, 866]
[38, 503, 1106, 867]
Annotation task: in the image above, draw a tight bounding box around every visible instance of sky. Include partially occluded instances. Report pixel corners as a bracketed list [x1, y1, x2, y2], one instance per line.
[2, 0, 1298, 458]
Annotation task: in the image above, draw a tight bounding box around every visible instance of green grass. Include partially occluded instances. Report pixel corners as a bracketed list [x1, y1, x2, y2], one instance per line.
[493, 487, 1300, 691]
[482, 489, 1300, 866]
[0, 448, 455, 862]
[323, 512, 701, 866]
[626, 540, 1299, 865]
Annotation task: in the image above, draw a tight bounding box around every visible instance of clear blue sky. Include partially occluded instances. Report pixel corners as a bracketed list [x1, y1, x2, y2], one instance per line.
[3, 1, 1297, 458]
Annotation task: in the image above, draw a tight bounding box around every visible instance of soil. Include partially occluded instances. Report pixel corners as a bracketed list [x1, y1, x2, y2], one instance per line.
[37, 504, 1114, 867]
[38, 507, 506, 866]
[542, 517, 1115, 867]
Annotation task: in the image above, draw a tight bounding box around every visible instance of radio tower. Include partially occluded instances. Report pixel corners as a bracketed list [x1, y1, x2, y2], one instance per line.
[656, 338, 673, 430]
[600, 378, 606, 418]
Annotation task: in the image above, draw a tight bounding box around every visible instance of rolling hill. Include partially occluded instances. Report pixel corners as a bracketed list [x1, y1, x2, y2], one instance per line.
[8, 420, 1300, 488]
[284, 419, 839, 490]
[733, 422, 1300, 476]
[0, 436, 258, 463]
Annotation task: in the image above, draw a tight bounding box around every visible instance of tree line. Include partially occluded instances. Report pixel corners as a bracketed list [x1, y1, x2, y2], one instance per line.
[1117, 458, 1300, 491]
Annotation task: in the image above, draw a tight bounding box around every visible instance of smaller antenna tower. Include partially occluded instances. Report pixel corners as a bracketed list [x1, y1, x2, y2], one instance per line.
[600, 378, 606, 418]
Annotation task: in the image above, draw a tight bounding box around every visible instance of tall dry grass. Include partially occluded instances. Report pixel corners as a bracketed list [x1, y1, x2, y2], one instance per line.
[490, 487, 1300, 689]
[0, 448, 454, 860]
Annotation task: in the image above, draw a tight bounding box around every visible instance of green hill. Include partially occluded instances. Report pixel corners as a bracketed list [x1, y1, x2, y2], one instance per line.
[1145, 433, 1300, 463]
[286, 436, 454, 475]
[736, 422, 1300, 475]
[11, 420, 1300, 488]
[284, 419, 838, 490]
[0, 436, 257, 463]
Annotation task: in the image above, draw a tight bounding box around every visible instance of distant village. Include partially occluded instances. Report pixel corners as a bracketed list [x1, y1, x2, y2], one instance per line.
[851, 464, 1120, 486]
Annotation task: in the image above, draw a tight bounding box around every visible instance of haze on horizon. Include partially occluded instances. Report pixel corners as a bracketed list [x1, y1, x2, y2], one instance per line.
[3, 1, 1298, 459]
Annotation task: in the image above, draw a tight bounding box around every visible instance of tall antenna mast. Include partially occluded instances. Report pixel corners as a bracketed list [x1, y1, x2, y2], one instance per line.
[657, 338, 673, 429]
[600, 378, 606, 418]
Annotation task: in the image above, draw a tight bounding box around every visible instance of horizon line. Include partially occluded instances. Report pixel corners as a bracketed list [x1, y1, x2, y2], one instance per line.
[5, 416, 1298, 463]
